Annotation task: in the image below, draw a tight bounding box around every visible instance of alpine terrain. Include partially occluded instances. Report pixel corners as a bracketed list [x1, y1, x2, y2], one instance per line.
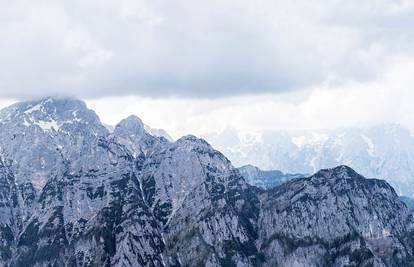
[0, 97, 413, 267]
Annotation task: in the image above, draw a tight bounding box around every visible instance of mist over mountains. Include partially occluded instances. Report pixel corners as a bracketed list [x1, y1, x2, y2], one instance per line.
[205, 124, 414, 197]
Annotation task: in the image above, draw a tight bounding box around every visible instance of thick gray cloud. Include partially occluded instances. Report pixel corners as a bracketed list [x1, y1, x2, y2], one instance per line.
[1, 0, 414, 99]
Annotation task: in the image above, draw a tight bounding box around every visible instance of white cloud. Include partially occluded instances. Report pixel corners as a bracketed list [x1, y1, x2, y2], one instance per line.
[1, 1, 413, 137]
[1, 0, 413, 98]
[83, 56, 414, 138]
[0, 56, 412, 139]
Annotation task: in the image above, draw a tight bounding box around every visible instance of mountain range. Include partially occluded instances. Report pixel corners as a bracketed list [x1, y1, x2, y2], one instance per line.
[205, 125, 414, 197]
[237, 165, 304, 190]
[0, 97, 414, 266]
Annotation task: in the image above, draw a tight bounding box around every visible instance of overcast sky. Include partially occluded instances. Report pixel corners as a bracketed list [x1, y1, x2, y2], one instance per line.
[1, 0, 414, 138]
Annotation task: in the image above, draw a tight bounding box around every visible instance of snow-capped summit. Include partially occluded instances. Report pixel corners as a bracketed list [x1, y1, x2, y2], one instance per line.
[0, 97, 105, 133]
[0, 97, 110, 188]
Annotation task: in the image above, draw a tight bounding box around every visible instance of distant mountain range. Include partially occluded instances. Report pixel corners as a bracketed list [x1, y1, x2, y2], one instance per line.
[1, 97, 414, 266]
[237, 164, 304, 189]
[205, 125, 414, 197]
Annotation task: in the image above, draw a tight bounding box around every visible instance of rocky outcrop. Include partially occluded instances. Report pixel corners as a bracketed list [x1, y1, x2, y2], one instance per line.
[258, 165, 414, 266]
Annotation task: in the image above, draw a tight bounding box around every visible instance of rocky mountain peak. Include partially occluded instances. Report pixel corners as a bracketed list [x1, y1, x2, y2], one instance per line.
[114, 115, 145, 136]
[1, 98, 414, 266]
[259, 164, 411, 266]
[313, 165, 362, 180]
[175, 134, 212, 149]
[112, 115, 169, 158]
[0, 97, 110, 188]
[0, 97, 104, 134]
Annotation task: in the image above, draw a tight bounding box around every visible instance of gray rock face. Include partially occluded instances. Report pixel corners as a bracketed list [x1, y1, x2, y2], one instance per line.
[141, 135, 261, 265]
[0, 157, 17, 263]
[0, 98, 164, 266]
[0, 97, 108, 189]
[112, 115, 168, 158]
[258, 166, 414, 266]
[0, 97, 414, 267]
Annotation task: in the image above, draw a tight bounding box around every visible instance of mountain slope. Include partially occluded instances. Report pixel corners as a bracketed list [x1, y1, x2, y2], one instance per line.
[0, 98, 413, 266]
[0, 97, 263, 266]
[0, 98, 166, 266]
[0, 97, 108, 189]
[258, 165, 414, 266]
[141, 135, 262, 265]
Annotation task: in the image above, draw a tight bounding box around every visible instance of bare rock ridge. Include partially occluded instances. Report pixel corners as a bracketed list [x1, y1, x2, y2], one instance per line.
[0, 97, 413, 266]
[259, 165, 414, 266]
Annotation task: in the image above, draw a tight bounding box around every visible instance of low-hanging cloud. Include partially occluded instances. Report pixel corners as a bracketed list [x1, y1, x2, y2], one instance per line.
[1, 0, 414, 99]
